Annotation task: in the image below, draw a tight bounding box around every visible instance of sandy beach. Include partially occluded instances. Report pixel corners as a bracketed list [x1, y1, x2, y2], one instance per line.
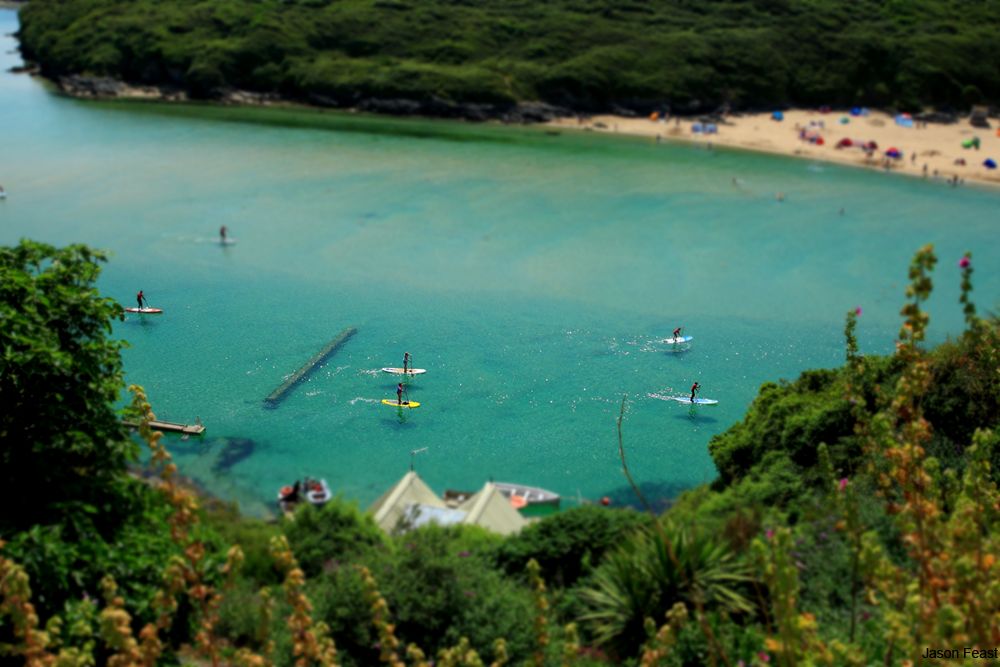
[548, 109, 1000, 188]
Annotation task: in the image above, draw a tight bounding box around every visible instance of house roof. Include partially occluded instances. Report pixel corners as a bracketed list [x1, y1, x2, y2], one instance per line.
[369, 473, 526, 536]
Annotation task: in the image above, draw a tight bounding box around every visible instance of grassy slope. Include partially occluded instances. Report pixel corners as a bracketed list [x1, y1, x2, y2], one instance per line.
[16, 0, 1000, 113]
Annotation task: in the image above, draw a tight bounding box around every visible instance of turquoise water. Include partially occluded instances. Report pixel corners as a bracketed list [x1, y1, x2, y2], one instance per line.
[3, 9, 999, 516]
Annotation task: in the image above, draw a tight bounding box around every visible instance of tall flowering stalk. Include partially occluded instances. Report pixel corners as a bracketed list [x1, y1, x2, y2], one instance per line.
[357, 565, 403, 666]
[271, 536, 338, 667]
[638, 603, 686, 666]
[837, 246, 1000, 663]
[127, 385, 233, 666]
[0, 541, 59, 666]
[958, 252, 975, 327]
[526, 559, 550, 667]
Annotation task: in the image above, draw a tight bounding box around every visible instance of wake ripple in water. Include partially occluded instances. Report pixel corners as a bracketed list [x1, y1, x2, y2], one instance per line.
[349, 396, 379, 405]
[647, 392, 680, 402]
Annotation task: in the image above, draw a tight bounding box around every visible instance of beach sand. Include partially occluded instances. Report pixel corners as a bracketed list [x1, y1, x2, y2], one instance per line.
[548, 109, 1000, 188]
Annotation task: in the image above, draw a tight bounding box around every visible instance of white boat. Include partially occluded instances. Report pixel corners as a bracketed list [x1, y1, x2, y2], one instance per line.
[494, 482, 560, 515]
[277, 478, 331, 513]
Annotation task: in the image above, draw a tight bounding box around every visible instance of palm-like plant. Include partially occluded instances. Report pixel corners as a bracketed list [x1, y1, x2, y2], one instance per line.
[577, 520, 753, 656]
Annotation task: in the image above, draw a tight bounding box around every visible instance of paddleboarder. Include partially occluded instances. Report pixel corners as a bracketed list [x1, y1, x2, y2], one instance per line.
[220, 225, 228, 243]
[396, 382, 404, 405]
[136, 290, 148, 311]
[403, 352, 411, 374]
[672, 327, 683, 340]
[690, 382, 701, 403]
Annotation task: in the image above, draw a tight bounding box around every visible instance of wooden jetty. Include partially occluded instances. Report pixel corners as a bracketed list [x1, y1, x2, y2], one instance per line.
[123, 419, 206, 435]
[265, 326, 357, 407]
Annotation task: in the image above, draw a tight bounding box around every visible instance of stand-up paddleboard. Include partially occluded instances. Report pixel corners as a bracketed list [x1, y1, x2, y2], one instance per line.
[381, 368, 427, 375]
[664, 396, 718, 406]
[381, 399, 420, 408]
[218, 238, 237, 246]
[125, 307, 163, 314]
[662, 336, 693, 344]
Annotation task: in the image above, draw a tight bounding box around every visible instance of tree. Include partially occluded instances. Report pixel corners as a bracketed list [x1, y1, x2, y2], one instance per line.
[0, 240, 135, 532]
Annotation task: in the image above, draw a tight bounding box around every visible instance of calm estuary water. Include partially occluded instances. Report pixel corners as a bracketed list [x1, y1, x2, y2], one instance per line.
[2, 9, 998, 516]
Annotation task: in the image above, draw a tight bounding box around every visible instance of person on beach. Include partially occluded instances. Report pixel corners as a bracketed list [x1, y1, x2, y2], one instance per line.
[672, 327, 683, 341]
[220, 225, 227, 242]
[403, 352, 411, 374]
[690, 382, 701, 403]
[396, 382, 404, 405]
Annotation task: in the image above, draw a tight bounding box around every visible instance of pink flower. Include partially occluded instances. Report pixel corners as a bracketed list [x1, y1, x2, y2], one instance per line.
[959, 256, 971, 268]
[758, 652, 771, 663]
[839, 478, 849, 492]
[766, 528, 775, 540]
[854, 306, 862, 316]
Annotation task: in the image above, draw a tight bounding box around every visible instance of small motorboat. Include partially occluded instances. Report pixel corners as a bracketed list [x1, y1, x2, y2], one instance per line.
[444, 482, 561, 517]
[494, 482, 560, 517]
[278, 477, 331, 513]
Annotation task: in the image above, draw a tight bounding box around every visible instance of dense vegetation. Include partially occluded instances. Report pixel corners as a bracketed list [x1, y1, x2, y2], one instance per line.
[16, 0, 1000, 116]
[1, 239, 998, 665]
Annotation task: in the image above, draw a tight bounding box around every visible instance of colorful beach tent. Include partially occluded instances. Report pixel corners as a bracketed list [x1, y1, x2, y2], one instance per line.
[771, 111, 784, 121]
[850, 107, 863, 116]
[985, 159, 998, 169]
[886, 148, 902, 159]
[895, 114, 914, 128]
[836, 138, 853, 148]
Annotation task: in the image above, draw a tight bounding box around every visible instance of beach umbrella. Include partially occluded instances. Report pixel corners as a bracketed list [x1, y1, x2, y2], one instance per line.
[985, 158, 998, 169]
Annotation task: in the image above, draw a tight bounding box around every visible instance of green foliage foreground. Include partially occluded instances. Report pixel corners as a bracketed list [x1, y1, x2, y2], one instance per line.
[17, 0, 1000, 114]
[0, 239, 998, 665]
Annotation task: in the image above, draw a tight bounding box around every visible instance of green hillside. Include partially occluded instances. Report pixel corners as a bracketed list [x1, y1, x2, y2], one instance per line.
[17, 0, 1000, 117]
[2, 239, 998, 664]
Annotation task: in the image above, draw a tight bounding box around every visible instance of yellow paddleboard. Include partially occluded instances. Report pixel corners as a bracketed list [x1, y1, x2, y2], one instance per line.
[381, 399, 420, 408]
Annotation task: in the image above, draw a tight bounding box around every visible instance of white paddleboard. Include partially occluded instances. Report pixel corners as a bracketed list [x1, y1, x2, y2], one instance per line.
[381, 368, 426, 375]
[125, 307, 163, 314]
[662, 336, 693, 344]
[218, 238, 237, 246]
[664, 396, 717, 405]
